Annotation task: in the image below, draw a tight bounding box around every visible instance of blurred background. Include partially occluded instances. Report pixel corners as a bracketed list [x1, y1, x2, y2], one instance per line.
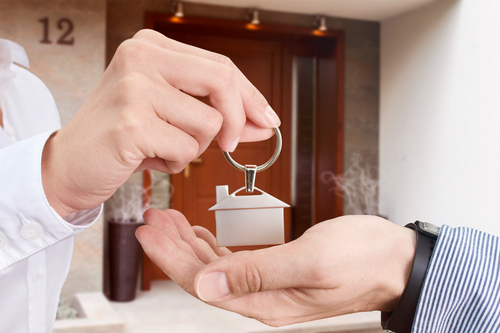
[1, 0, 498, 332]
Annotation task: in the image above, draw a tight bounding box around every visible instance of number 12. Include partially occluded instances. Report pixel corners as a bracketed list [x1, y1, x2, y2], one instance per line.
[39, 17, 75, 45]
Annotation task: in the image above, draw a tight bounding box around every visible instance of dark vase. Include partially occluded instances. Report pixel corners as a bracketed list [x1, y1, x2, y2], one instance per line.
[107, 219, 144, 302]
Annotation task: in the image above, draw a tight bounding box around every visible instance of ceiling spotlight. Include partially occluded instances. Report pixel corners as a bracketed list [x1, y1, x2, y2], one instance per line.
[249, 9, 260, 25]
[316, 16, 327, 32]
[173, 2, 184, 18]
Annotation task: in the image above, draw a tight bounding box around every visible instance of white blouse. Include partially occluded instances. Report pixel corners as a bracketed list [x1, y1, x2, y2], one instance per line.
[0, 39, 101, 333]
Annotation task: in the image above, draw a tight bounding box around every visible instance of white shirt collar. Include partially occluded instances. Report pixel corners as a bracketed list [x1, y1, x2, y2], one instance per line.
[0, 39, 30, 141]
[0, 38, 30, 68]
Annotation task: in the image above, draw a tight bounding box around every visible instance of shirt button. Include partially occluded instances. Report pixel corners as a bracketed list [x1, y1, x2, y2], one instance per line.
[33, 268, 45, 280]
[0, 231, 9, 250]
[21, 222, 44, 240]
[5, 126, 16, 138]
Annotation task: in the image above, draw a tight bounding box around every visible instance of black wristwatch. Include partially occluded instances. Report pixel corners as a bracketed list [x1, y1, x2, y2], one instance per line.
[381, 221, 440, 333]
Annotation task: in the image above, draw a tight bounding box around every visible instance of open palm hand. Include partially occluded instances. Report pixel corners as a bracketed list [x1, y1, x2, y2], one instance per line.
[136, 209, 415, 327]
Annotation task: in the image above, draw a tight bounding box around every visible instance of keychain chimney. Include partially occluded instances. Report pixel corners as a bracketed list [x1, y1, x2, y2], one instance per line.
[216, 185, 229, 203]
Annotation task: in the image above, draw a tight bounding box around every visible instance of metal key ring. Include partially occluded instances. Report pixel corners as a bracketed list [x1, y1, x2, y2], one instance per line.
[223, 127, 282, 173]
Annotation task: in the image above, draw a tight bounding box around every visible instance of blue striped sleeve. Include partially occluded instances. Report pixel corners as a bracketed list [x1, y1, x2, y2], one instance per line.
[412, 225, 500, 333]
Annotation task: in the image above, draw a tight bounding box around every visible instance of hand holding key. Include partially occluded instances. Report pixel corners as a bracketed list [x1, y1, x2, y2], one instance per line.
[41, 29, 281, 218]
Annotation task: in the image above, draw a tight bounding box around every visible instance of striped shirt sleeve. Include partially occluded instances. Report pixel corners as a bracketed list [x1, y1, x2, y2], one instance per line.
[412, 225, 500, 333]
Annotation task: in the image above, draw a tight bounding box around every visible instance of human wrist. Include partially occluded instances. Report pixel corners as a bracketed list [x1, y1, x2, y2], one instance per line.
[380, 225, 416, 312]
[41, 131, 76, 218]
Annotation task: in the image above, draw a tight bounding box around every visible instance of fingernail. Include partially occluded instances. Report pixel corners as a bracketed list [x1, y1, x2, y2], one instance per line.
[264, 105, 281, 127]
[228, 137, 239, 152]
[196, 271, 230, 302]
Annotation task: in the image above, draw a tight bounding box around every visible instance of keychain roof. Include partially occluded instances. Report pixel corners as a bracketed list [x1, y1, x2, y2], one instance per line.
[209, 186, 289, 211]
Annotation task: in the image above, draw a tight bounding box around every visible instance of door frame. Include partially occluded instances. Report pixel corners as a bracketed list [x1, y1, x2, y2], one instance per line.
[141, 12, 344, 290]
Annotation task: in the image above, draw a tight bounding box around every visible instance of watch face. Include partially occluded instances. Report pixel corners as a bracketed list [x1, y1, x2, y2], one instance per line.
[417, 221, 440, 237]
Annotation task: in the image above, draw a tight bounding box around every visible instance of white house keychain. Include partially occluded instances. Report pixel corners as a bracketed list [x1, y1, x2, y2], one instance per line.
[209, 127, 290, 247]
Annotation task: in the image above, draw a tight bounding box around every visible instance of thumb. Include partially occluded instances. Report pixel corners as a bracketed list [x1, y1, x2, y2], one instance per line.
[194, 241, 311, 302]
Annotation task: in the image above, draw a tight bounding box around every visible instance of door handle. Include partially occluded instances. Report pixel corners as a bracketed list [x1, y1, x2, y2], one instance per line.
[184, 158, 203, 178]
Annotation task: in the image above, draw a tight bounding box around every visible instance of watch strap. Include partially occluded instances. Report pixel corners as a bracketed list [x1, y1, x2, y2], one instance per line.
[381, 221, 438, 333]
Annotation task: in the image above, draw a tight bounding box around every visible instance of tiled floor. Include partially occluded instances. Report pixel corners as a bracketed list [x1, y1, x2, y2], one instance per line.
[110, 280, 383, 333]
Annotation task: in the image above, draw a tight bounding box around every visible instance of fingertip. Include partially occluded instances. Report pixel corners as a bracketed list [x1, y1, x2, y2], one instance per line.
[143, 208, 164, 224]
[228, 136, 240, 152]
[264, 105, 281, 127]
[218, 133, 240, 153]
[135, 225, 146, 240]
[135, 224, 154, 244]
[164, 209, 188, 221]
[195, 271, 230, 302]
[239, 124, 274, 142]
[142, 208, 154, 222]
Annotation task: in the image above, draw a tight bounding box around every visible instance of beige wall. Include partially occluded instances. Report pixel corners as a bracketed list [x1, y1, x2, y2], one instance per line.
[0, 0, 106, 302]
[380, 0, 500, 233]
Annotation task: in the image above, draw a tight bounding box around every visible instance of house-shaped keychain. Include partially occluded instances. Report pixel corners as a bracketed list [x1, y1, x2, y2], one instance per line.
[209, 185, 290, 247]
